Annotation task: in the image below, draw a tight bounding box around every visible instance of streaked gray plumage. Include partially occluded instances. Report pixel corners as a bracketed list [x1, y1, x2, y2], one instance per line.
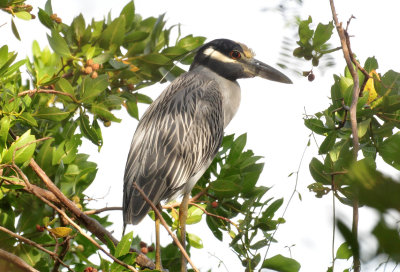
[123, 39, 292, 225]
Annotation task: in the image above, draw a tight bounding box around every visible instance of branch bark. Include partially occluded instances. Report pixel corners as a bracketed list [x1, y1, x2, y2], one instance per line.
[0, 248, 40, 272]
[329, 1, 361, 271]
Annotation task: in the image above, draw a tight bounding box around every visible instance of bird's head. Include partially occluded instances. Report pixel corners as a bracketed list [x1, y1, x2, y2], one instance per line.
[190, 38, 292, 84]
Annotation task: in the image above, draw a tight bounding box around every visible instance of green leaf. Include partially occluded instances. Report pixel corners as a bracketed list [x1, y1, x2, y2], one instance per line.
[71, 14, 85, 41]
[19, 112, 38, 127]
[0, 116, 11, 149]
[177, 35, 206, 51]
[185, 205, 205, 225]
[90, 103, 121, 122]
[49, 227, 73, 238]
[364, 57, 378, 73]
[80, 74, 108, 102]
[319, 131, 337, 154]
[115, 231, 133, 258]
[45, 0, 53, 14]
[379, 133, 400, 170]
[126, 101, 139, 120]
[304, 118, 330, 135]
[262, 254, 300, 272]
[313, 21, 334, 48]
[47, 30, 71, 57]
[2, 130, 36, 164]
[357, 118, 371, 138]
[298, 16, 313, 44]
[263, 198, 283, 219]
[140, 53, 171, 65]
[124, 31, 149, 43]
[55, 78, 75, 97]
[309, 157, 330, 185]
[187, 232, 203, 249]
[38, 8, 54, 29]
[79, 115, 102, 146]
[120, 1, 135, 27]
[336, 242, 352, 260]
[228, 133, 247, 162]
[35, 107, 71, 121]
[99, 16, 126, 50]
[15, 11, 32, 20]
[93, 53, 112, 64]
[372, 219, 400, 262]
[210, 179, 241, 198]
[11, 18, 21, 40]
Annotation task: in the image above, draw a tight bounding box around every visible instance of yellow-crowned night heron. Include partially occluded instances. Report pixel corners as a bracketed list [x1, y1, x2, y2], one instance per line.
[123, 38, 292, 270]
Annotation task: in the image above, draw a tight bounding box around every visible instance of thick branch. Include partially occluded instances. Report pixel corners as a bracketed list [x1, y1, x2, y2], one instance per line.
[0, 226, 73, 272]
[0, 248, 39, 272]
[26, 159, 155, 269]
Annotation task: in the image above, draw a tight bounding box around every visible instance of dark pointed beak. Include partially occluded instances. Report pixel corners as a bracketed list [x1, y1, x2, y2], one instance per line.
[242, 58, 293, 84]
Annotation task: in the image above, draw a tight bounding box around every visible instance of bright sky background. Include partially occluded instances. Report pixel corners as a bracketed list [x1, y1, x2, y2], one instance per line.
[3, 0, 400, 271]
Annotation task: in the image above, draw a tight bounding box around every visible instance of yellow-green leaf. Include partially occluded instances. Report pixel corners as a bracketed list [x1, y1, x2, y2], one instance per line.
[49, 227, 72, 238]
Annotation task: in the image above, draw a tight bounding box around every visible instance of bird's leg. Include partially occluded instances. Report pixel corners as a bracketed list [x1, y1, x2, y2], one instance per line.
[179, 193, 190, 272]
[155, 204, 162, 270]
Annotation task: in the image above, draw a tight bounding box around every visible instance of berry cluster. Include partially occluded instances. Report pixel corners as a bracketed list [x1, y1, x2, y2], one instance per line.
[81, 59, 100, 79]
[139, 241, 154, 254]
[50, 13, 62, 24]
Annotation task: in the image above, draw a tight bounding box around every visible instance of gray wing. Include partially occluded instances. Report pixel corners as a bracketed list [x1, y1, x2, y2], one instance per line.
[123, 71, 224, 225]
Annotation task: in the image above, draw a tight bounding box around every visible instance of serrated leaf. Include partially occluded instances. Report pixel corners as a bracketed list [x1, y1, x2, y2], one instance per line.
[47, 30, 71, 57]
[298, 16, 313, 44]
[49, 227, 72, 238]
[262, 254, 300, 272]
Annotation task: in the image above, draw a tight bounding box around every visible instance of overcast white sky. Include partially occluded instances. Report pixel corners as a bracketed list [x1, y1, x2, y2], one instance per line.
[3, 0, 400, 271]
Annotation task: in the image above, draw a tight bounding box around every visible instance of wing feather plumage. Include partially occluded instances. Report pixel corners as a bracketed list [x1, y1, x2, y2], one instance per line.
[123, 70, 224, 225]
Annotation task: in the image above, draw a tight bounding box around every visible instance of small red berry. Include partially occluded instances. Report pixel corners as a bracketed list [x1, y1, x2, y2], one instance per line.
[148, 245, 154, 252]
[308, 73, 315, 82]
[141, 247, 148, 254]
[211, 201, 218, 208]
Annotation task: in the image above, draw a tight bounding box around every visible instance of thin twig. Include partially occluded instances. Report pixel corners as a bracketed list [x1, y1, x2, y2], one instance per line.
[0, 248, 40, 272]
[190, 203, 240, 232]
[329, 1, 361, 271]
[10, 89, 79, 103]
[0, 226, 74, 272]
[132, 182, 199, 272]
[84, 206, 122, 215]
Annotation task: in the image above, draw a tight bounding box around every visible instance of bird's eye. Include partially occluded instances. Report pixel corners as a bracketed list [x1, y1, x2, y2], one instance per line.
[229, 50, 241, 60]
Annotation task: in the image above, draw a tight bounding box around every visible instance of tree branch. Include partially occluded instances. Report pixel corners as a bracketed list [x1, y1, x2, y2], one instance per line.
[329, 1, 361, 271]
[0, 226, 73, 272]
[10, 89, 79, 103]
[132, 182, 199, 272]
[27, 159, 155, 269]
[13, 163, 138, 272]
[0, 248, 40, 272]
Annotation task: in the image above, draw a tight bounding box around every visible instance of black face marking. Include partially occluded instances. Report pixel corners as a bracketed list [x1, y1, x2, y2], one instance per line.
[190, 39, 247, 81]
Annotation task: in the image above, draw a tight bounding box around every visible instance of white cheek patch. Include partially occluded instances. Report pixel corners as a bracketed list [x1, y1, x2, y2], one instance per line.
[203, 47, 236, 63]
